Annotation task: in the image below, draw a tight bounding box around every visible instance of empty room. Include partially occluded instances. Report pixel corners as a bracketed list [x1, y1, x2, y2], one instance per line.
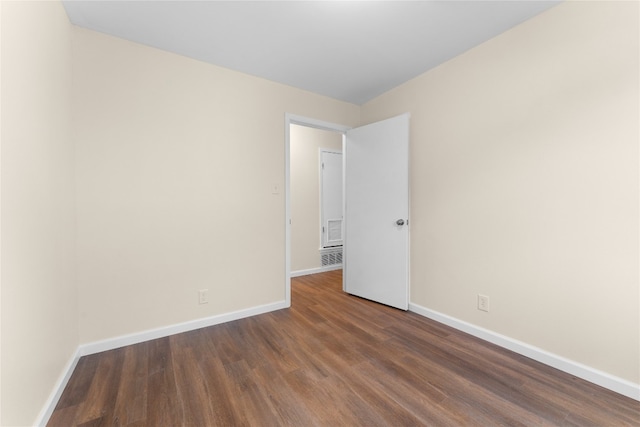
[1, 1, 638, 426]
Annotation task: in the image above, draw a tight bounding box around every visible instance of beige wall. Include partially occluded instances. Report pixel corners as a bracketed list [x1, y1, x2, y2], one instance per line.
[1, 1, 638, 422]
[290, 125, 342, 272]
[1, 2, 78, 425]
[362, 1, 639, 384]
[72, 28, 360, 344]
[1, 3, 3, 422]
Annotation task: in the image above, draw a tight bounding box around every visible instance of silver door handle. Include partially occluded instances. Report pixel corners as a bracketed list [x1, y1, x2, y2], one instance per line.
[396, 219, 405, 226]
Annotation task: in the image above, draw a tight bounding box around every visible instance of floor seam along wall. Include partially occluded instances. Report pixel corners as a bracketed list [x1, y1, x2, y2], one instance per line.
[36, 300, 288, 426]
[36, 297, 639, 426]
[409, 303, 640, 401]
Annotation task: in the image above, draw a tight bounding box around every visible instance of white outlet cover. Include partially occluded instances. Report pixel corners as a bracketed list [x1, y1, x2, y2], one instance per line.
[199, 289, 209, 304]
[478, 294, 489, 312]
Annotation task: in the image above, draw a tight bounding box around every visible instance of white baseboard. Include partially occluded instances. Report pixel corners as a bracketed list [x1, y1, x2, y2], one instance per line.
[37, 300, 288, 426]
[409, 303, 640, 401]
[38, 298, 638, 426]
[35, 347, 81, 427]
[290, 265, 342, 278]
[80, 300, 288, 356]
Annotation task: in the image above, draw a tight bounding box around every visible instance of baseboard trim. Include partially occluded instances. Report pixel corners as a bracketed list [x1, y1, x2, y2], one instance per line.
[80, 300, 288, 356]
[39, 299, 637, 425]
[38, 300, 288, 425]
[409, 303, 640, 401]
[290, 265, 342, 278]
[35, 347, 81, 427]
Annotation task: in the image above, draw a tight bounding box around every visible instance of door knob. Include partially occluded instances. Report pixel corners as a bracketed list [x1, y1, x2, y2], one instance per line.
[396, 219, 405, 226]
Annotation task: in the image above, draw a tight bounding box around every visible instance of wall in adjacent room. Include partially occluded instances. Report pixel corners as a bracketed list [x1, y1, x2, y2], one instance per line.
[0, 2, 78, 425]
[72, 28, 359, 344]
[290, 125, 343, 272]
[361, 1, 639, 384]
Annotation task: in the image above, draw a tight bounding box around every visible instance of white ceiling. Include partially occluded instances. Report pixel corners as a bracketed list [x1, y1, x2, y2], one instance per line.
[62, 1, 562, 105]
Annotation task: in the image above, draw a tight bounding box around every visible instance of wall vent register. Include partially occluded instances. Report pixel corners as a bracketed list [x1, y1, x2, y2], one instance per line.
[321, 247, 343, 266]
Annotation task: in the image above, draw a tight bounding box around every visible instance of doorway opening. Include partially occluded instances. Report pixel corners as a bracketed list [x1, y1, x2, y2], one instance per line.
[290, 127, 343, 275]
[284, 114, 350, 307]
[285, 113, 410, 311]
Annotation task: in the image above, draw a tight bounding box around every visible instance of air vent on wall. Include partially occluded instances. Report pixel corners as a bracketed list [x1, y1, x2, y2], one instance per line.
[321, 247, 343, 267]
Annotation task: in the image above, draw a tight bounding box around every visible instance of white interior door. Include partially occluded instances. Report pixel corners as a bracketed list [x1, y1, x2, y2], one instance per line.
[320, 150, 343, 247]
[344, 113, 409, 310]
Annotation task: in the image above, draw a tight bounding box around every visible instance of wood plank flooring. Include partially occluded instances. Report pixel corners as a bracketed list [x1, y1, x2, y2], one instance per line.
[49, 270, 640, 426]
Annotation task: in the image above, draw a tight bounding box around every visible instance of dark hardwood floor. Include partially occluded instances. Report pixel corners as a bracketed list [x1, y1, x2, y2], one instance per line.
[49, 270, 639, 426]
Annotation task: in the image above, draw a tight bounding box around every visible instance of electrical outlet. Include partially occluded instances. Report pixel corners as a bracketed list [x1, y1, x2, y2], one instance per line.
[198, 289, 209, 304]
[478, 294, 489, 312]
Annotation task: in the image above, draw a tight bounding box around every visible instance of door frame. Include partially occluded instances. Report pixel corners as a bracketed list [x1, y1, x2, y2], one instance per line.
[285, 113, 351, 306]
